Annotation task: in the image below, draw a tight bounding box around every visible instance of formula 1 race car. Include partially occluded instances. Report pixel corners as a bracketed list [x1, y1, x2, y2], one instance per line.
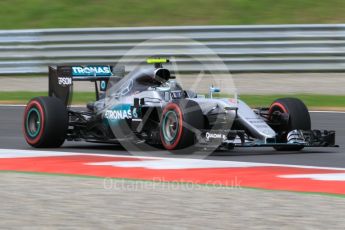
[23, 59, 337, 153]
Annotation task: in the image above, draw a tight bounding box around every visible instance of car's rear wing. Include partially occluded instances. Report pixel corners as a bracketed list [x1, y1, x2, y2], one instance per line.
[48, 65, 124, 106]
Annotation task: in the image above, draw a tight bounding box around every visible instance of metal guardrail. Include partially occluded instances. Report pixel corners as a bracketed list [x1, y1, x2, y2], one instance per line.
[1, 24, 345, 75]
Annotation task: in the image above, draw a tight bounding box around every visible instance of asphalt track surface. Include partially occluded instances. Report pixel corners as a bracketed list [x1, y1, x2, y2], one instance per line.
[0, 105, 344, 167]
[1, 105, 345, 229]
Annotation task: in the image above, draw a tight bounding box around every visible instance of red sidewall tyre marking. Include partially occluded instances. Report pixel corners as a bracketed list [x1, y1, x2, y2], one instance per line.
[23, 100, 45, 145]
[269, 102, 288, 119]
[160, 103, 183, 150]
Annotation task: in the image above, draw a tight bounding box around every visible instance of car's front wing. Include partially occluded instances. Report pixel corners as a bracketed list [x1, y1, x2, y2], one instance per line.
[195, 129, 338, 150]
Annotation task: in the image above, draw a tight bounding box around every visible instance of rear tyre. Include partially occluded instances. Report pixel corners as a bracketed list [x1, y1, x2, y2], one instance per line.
[160, 100, 204, 153]
[23, 96, 68, 148]
[269, 98, 311, 151]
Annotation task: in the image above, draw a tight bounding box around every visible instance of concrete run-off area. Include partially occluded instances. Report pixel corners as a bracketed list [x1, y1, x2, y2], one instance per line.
[1, 172, 345, 229]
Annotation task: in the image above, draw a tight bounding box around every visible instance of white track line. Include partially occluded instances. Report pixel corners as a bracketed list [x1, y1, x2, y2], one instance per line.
[0, 104, 26, 107]
[0, 104, 84, 107]
[279, 173, 345, 181]
[309, 111, 345, 114]
[1, 148, 345, 171]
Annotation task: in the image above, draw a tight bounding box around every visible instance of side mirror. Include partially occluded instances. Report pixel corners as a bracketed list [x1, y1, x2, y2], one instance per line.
[209, 86, 221, 98]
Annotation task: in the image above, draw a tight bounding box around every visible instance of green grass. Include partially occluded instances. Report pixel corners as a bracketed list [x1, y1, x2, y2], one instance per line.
[1, 91, 344, 109]
[0, 0, 345, 29]
[239, 94, 345, 108]
[0, 91, 96, 104]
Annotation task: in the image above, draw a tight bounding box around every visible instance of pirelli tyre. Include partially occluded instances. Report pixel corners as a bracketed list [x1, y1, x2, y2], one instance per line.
[23, 96, 68, 148]
[269, 98, 311, 151]
[160, 100, 204, 152]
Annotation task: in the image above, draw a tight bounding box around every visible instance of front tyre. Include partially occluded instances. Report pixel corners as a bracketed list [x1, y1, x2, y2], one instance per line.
[269, 98, 311, 151]
[23, 96, 68, 148]
[160, 100, 204, 152]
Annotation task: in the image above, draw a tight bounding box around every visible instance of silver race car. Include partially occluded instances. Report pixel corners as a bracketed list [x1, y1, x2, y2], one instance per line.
[23, 59, 337, 153]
